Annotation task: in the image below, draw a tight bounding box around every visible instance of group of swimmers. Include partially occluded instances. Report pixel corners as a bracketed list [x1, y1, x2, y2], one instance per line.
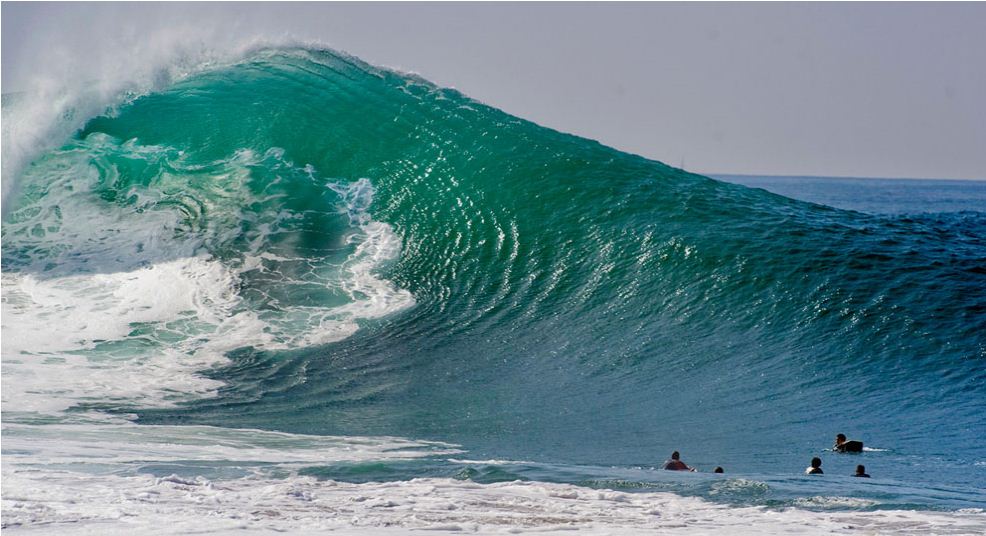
[662, 433, 870, 477]
[805, 434, 869, 477]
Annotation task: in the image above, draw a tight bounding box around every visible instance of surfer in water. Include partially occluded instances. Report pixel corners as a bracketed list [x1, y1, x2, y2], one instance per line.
[805, 457, 824, 475]
[834, 433, 864, 452]
[662, 451, 696, 471]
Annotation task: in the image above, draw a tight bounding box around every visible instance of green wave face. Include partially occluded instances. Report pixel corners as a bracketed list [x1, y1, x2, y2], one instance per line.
[4, 48, 984, 477]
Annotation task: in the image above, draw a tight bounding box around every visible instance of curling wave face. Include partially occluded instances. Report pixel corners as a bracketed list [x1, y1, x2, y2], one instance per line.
[2, 47, 985, 523]
[2, 131, 413, 415]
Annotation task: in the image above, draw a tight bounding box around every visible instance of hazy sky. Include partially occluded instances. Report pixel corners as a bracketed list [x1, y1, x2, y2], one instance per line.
[3, 2, 985, 179]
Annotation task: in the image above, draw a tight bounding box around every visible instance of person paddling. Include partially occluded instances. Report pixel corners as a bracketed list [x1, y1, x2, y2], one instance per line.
[834, 433, 864, 452]
[662, 451, 696, 471]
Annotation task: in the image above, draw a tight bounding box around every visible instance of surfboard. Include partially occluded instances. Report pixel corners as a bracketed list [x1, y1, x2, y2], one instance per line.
[837, 440, 864, 452]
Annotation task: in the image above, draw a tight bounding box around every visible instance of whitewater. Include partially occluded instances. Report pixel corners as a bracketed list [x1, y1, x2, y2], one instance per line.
[2, 45, 984, 534]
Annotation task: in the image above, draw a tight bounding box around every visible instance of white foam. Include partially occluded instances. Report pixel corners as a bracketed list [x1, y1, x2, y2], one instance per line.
[3, 470, 984, 535]
[4, 423, 983, 535]
[447, 458, 535, 466]
[2, 141, 413, 418]
[2, 257, 238, 355]
[332, 178, 416, 324]
[2, 423, 460, 467]
[1, 257, 236, 415]
[790, 495, 880, 510]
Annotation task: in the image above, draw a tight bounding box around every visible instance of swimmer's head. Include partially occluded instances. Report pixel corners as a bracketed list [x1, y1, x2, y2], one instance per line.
[671, 451, 680, 460]
[856, 465, 866, 475]
[714, 467, 724, 473]
[836, 433, 847, 444]
[811, 457, 822, 468]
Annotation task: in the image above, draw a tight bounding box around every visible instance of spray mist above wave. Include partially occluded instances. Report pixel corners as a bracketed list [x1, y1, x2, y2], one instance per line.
[0, 31, 347, 218]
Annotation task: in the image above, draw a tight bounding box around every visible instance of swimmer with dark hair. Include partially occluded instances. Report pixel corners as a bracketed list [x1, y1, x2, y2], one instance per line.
[853, 465, 870, 478]
[713, 467, 724, 473]
[805, 457, 823, 475]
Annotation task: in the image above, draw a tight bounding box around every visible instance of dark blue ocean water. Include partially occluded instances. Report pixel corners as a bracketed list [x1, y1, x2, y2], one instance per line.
[712, 174, 986, 215]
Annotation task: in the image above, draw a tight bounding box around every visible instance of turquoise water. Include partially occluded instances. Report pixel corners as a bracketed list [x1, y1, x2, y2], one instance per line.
[3, 47, 984, 513]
